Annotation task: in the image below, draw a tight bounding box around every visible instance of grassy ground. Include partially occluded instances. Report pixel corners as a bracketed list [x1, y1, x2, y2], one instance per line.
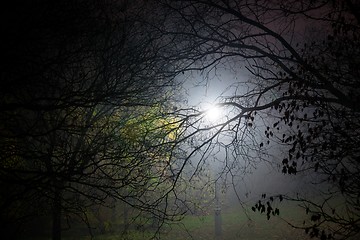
[24, 200, 316, 240]
[158, 205, 310, 240]
[60, 203, 311, 240]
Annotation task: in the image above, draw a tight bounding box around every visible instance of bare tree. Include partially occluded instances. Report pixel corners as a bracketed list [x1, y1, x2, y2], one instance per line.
[0, 1, 184, 239]
[156, 0, 360, 239]
[2, 1, 360, 239]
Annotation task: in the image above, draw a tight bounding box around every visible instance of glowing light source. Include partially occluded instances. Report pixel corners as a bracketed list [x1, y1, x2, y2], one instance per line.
[205, 104, 222, 122]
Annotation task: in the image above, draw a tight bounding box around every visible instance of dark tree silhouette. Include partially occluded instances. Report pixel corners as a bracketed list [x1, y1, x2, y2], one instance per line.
[157, 0, 360, 239]
[2, 1, 360, 239]
[0, 1, 183, 239]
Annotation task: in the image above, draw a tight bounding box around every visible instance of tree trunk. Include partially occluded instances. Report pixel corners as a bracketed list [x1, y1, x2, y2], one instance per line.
[123, 203, 129, 233]
[52, 187, 62, 240]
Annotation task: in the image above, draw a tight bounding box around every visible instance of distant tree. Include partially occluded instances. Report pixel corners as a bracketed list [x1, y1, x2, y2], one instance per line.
[0, 1, 183, 239]
[157, 0, 360, 239]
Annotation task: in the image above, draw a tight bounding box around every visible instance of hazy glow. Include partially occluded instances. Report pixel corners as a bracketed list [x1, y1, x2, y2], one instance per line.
[205, 105, 222, 122]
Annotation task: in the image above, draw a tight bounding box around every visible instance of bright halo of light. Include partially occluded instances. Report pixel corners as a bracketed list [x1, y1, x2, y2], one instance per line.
[205, 105, 222, 122]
